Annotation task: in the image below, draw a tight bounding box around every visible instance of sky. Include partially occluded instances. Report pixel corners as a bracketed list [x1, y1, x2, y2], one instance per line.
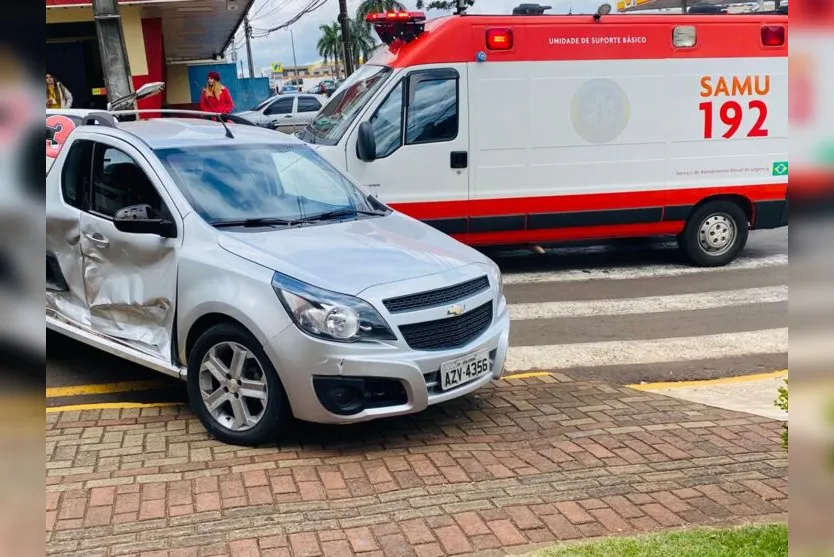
[235, 0, 613, 73]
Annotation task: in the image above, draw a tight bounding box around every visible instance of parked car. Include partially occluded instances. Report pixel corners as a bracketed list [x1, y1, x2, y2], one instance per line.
[45, 108, 510, 446]
[315, 79, 339, 97]
[235, 93, 328, 134]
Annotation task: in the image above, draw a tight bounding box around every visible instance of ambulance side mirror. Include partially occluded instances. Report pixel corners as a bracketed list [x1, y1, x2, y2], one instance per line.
[356, 121, 377, 163]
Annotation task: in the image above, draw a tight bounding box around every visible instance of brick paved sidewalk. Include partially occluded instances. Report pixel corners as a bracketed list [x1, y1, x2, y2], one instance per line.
[46, 374, 788, 557]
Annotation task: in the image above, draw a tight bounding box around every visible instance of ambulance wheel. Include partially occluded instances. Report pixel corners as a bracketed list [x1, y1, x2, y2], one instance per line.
[680, 201, 748, 267]
[187, 323, 290, 446]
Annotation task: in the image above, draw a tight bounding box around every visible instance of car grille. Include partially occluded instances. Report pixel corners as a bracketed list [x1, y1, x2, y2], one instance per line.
[399, 301, 493, 351]
[382, 275, 490, 314]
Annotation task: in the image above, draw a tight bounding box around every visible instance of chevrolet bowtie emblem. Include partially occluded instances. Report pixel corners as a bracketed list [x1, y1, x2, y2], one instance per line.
[447, 304, 465, 316]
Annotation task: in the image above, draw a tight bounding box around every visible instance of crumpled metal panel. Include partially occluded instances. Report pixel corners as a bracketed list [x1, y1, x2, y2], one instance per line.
[79, 222, 177, 359]
[46, 214, 90, 328]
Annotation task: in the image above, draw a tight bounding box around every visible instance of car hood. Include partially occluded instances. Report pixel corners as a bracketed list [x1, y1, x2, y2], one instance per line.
[217, 212, 489, 295]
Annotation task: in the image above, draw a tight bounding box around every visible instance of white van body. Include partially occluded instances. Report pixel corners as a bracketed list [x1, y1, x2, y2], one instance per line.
[298, 12, 789, 266]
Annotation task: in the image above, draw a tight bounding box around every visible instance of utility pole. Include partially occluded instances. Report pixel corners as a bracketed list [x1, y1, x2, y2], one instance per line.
[244, 16, 255, 78]
[290, 29, 299, 80]
[92, 0, 133, 106]
[337, 0, 354, 77]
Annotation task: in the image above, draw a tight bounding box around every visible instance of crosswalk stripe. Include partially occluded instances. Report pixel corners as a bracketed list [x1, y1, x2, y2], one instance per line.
[508, 285, 787, 320]
[503, 328, 788, 372]
[502, 254, 788, 284]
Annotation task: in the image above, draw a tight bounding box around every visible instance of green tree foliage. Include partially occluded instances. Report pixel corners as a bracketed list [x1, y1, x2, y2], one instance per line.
[316, 23, 342, 76]
[356, 0, 406, 24]
[415, 0, 474, 11]
[348, 17, 376, 65]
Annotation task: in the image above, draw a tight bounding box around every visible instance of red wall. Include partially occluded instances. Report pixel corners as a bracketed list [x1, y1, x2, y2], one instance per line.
[133, 17, 163, 113]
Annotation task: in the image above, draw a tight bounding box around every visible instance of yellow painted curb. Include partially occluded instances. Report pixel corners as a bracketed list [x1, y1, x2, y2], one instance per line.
[629, 369, 788, 392]
[46, 401, 183, 413]
[502, 371, 553, 380]
[46, 380, 173, 398]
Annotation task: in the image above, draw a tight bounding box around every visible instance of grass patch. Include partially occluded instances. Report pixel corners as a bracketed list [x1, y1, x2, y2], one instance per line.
[530, 523, 787, 557]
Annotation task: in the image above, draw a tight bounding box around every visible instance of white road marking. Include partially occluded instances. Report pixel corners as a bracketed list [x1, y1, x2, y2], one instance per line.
[503, 328, 788, 372]
[502, 254, 788, 284]
[508, 286, 788, 320]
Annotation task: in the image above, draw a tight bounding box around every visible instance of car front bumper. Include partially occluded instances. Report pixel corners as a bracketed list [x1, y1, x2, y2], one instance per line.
[263, 300, 510, 424]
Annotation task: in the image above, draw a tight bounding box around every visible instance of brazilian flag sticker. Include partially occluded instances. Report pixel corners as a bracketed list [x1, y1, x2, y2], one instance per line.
[771, 161, 788, 176]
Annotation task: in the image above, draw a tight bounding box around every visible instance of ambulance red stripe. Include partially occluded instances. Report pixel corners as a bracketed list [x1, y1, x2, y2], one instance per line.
[389, 183, 787, 245]
[390, 184, 786, 219]
[372, 14, 787, 68]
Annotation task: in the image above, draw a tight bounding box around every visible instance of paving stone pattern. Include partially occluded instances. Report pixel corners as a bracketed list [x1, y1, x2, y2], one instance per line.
[46, 375, 788, 556]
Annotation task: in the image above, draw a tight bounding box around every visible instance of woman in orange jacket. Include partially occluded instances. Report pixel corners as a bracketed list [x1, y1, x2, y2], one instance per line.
[200, 71, 234, 114]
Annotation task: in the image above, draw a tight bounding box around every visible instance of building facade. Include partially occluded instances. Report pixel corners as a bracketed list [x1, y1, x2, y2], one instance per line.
[46, 0, 253, 110]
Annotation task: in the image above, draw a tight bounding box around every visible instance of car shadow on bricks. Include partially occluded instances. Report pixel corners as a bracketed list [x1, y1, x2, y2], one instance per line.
[252, 377, 780, 454]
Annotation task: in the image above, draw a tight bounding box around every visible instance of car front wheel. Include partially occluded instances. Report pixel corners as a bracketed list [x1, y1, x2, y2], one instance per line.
[186, 323, 289, 446]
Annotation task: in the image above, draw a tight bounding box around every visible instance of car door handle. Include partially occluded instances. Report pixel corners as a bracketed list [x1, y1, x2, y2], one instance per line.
[84, 232, 110, 248]
[284, 114, 293, 118]
[450, 151, 468, 169]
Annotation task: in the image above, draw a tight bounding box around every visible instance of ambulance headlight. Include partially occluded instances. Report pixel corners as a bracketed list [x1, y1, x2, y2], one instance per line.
[272, 272, 396, 342]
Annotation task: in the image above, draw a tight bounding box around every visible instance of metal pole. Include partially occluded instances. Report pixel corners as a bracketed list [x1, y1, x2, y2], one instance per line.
[290, 29, 299, 80]
[244, 16, 255, 78]
[681, 0, 688, 13]
[338, 0, 355, 77]
[92, 0, 133, 106]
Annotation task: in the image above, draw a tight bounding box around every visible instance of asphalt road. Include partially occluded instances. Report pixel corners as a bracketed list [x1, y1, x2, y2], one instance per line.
[46, 228, 788, 408]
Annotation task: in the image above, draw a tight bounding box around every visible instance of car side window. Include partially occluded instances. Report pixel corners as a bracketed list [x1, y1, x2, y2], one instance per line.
[265, 97, 294, 115]
[90, 144, 165, 219]
[297, 96, 322, 113]
[369, 80, 404, 159]
[406, 76, 458, 144]
[60, 139, 94, 210]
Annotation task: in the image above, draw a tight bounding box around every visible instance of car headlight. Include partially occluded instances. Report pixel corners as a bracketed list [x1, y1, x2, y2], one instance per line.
[488, 263, 504, 295]
[272, 272, 396, 343]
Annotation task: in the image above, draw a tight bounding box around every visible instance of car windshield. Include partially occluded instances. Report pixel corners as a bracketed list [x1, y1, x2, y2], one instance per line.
[300, 65, 391, 145]
[155, 144, 379, 227]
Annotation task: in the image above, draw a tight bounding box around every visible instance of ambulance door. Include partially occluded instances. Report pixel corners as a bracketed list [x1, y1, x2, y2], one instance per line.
[346, 65, 470, 233]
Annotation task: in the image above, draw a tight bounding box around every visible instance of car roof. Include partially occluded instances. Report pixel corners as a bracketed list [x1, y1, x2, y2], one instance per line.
[113, 118, 304, 150]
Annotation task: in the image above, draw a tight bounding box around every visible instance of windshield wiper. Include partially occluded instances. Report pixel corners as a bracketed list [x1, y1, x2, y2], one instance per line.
[210, 217, 298, 228]
[293, 208, 388, 223]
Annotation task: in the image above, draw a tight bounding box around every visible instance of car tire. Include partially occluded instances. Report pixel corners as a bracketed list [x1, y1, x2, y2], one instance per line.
[186, 323, 289, 446]
[679, 200, 749, 267]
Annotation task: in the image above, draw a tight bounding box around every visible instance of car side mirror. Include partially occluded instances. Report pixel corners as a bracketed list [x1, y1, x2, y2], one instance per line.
[113, 204, 177, 238]
[356, 121, 377, 163]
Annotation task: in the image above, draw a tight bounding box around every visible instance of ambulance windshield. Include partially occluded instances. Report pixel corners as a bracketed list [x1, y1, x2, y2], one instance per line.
[300, 65, 392, 145]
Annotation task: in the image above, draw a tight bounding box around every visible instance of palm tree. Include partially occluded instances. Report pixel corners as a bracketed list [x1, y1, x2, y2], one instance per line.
[356, 0, 406, 25]
[348, 18, 376, 67]
[317, 23, 341, 78]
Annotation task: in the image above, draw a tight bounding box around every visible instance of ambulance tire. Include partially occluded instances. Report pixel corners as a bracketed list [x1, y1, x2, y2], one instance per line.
[680, 201, 749, 267]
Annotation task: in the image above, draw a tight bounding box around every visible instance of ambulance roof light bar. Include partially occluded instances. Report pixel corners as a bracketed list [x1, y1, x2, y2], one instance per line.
[366, 11, 427, 46]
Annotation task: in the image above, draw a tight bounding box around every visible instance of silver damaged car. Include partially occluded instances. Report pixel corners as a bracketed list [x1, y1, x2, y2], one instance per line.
[46, 115, 510, 445]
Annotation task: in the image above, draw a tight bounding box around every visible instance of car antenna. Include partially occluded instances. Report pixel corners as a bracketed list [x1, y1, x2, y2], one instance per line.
[216, 113, 235, 139]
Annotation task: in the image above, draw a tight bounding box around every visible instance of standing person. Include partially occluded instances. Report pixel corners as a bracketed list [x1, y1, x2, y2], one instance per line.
[46, 73, 73, 109]
[200, 71, 234, 114]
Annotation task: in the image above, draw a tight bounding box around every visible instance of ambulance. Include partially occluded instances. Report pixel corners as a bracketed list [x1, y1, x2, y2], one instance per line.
[297, 5, 788, 266]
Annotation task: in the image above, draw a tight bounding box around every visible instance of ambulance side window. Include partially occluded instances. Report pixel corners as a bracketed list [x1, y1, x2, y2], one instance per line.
[406, 71, 458, 145]
[369, 80, 404, 158]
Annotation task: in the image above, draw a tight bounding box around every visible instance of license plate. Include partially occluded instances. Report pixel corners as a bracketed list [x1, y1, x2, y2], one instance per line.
[440, 350, 490, 391]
